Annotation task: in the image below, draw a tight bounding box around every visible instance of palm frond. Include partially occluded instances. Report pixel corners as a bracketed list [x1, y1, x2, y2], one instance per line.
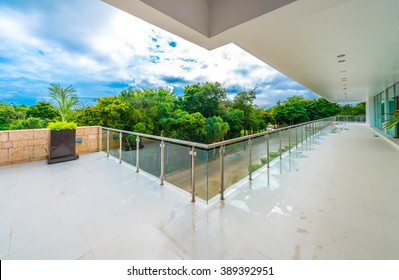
[383, 110, 399, 130]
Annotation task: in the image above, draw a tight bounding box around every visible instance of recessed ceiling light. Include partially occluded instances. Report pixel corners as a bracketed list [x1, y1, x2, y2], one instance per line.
[337, 54, 346, 58]
[338, 60, 346, 63]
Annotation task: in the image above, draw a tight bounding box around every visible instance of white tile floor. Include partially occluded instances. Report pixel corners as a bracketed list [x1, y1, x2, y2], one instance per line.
[0, 124, 398, 259]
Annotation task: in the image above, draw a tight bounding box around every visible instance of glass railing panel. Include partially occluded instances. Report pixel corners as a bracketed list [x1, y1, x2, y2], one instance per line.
[108, 131, 120, 158]
[358, 116, 366, 122]
[290, 127, 299, 149]
[205, 147, 221, 201]
[323, 120, 328, 130]
[195, 148, 209, 203]
[163, 142, 192, 194]
[121, 133, 137, 166]
[306, 124, 313, 140]
[299, 124, 305, 144]
[101, 129, 107, 152]
[250, 135, 268, 173]
[268, 131, 281, 163]
[280, 129, 290, 154]
[223, 140, 248, 192]
[319, 121, 325, 132]
[138, 137, 161, 178]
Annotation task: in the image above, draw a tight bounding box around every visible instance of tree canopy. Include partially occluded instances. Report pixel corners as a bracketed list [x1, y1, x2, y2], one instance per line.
[1, 82, 366, 143]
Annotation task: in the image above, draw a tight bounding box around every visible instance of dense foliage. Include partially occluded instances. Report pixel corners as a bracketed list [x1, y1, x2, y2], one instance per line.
[0, 82, 366, 143]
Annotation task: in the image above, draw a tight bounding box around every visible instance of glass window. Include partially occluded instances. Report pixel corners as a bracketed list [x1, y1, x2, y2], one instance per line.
[375, 93, 382, 129]
[381, 92, 386, 130]
[387, 87, 395, 136]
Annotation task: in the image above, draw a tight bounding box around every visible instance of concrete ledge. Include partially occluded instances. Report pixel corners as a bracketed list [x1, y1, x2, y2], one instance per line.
[0, 126, 101, 166]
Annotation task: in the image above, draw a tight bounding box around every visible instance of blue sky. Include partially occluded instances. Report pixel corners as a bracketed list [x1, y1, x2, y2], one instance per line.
[0, 0, 318, 108]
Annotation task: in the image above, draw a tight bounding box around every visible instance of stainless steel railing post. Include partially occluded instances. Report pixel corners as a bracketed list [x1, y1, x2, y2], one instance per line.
[136, 136, 140, 173]
[305, 124, 308, 141]
[119, 132, 122, 164]
[160, 140, 165, 186]
[106, 129, 110, 157]
[312, 122, 315, 138]
[313, 122, 316, 139]
[219, 146, 225, 200]
[279, 131, 282, 159]
[266, 133, 270, 168]
[288, 128, 291, 153]
[248, 138, 252, 180]
[190, 147, 196, 202]
[98, 127, 101, 152]
[295, 126, 298, 148]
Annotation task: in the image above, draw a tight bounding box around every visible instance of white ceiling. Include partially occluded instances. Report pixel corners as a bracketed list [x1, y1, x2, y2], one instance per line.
[103, 0, 399, 103]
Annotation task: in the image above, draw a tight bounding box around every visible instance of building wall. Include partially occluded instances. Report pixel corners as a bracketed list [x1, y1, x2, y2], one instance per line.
[0, 126, 101, 166]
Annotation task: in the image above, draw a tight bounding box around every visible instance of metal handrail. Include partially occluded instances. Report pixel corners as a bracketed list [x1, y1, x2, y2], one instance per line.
[100, 127, 209, 149]
[101, 116, 335, 151]
[336, 115, 366, 122]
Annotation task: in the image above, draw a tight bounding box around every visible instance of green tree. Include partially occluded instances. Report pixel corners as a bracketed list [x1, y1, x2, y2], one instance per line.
[205, 116, 230, 143]
[133, 122, 154, 134]
[305, 98, 340, 120]
[10, 117, 46, 130]
[233, 89, 256, 135]
[0, 103, 25, 130]
[78, 96, 128, 129]
[48, 83, 79, 122]
[352, 102, 366, 115]
[120, 88, 176, 134]
[26, 101, 58, 120]
[224, 108, 244, 138]
[182, 82, 226, 117]
[160, 110, 206, 142]
[338, 104, 353, 115]
[272, 96, 309, 126]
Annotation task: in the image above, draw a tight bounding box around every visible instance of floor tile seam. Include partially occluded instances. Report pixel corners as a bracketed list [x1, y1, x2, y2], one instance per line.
[318, 215, 388, 243]
[5, 214, 13, 259]
[247, 228, 319, 260]
[74, 225, 96, 260]
[154, 247, 185, 260]
[86, 224, 147, 257]
[76, 250, 96, 260]
[236, 244, 272, 260]
[322, 196, 383, 215]
[312, 238, 362, 260]
[230, 219, 269, 257]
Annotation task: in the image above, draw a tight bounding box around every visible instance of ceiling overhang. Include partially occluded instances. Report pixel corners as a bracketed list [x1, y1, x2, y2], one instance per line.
[102, 0, 399, 103]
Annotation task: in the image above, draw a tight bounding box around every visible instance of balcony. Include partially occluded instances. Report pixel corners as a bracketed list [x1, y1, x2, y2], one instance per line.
[1, 120, 398, 259]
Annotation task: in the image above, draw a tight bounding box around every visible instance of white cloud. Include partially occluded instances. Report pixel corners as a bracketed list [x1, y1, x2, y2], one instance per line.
[0, 0, 316, 106]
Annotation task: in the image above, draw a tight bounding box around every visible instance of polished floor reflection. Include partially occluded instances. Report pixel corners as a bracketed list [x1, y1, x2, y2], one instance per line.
[1, 124, 398, 259]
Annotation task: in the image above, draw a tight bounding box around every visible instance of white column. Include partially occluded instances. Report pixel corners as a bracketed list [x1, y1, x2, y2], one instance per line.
[366, 96, 375, 127]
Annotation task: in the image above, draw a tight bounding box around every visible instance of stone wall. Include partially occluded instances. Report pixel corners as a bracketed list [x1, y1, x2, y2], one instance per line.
[0, 126, 101, 166]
